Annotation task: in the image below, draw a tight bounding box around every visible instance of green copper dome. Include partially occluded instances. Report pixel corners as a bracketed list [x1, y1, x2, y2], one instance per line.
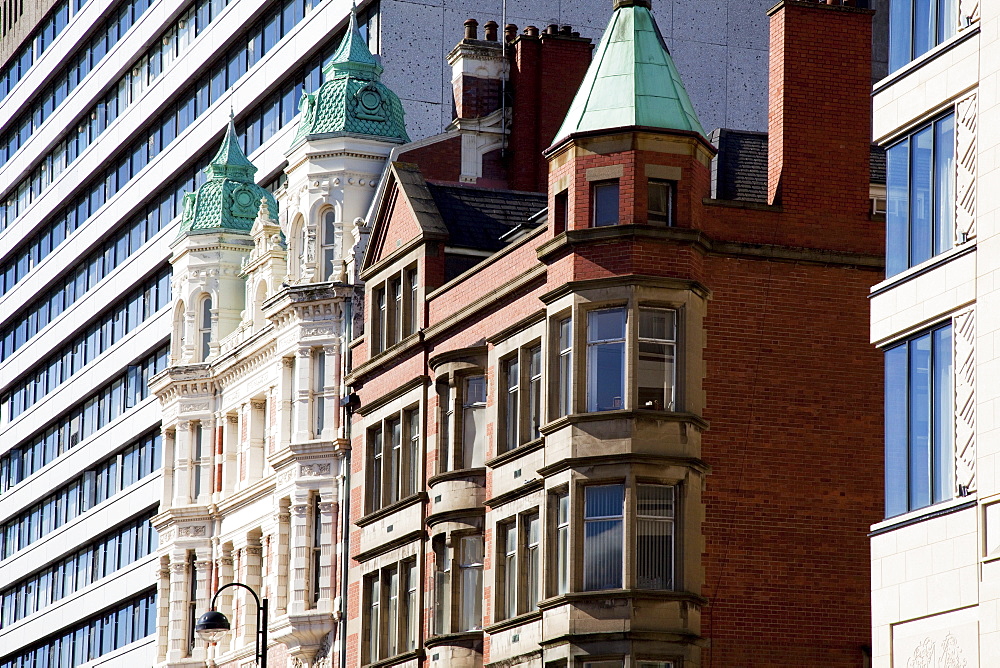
[177, 116, 278, 238]
[290, 9, 409, 148]
[551, 0, 707, 147]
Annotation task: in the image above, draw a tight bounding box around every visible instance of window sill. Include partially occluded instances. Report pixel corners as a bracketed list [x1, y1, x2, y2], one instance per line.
[483, 610, 542, 634]
[427, 467, 487, 487]
[869, 496, 976, 536]
[356, 492, 427, 528]
[540, 410, 709, 435]
[364, 648, 424, 668]
[486, 438, 544, 468]
[537, 589, 708, 611]
[424, 630, 484, 649]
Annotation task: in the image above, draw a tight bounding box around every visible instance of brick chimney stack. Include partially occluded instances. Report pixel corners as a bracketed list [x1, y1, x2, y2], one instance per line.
[508, 25, 593, 192]
[766, 0, 873, 215]
[447, 18, 505, 121]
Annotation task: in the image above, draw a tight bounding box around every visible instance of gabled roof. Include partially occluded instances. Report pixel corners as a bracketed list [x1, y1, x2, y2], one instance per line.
[552, 0, 706, 147]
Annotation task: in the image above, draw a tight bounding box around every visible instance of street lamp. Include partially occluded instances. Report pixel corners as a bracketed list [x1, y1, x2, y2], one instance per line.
[195, 581, 269, 668]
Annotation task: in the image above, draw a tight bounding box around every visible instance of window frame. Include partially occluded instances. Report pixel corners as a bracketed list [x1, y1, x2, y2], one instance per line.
[885, 111, 956, 277]
[591, 180, 620, 227]
[884, 320, 954, 518]
[366, 404, 420, 515]
[646, 178, 674, 226]
[889, 0, 958, 73]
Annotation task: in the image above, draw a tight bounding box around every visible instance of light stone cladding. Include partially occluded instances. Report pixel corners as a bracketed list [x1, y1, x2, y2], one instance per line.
[0, 1, 882, 667]
[868, 3, 1000, 667]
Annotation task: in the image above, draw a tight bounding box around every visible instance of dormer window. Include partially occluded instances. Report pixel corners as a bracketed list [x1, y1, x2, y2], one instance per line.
[592, 181, 620, 227]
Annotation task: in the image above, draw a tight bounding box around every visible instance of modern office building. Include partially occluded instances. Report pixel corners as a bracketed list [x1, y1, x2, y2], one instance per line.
[348, 1, 884, 667]
[868, 1, 997, 667]
[0, 1, 885, 668]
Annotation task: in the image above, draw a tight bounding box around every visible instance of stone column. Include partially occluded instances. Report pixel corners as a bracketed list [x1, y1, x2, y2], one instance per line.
[317, 496, 337, 610]
[161, 428, 175, 509]
[322, 343, 340, 441]
[275, 502, 291, 616]
[294, 347, 314, 442]
[191, 550, 214, 661]
[248, 400, 267, 483]
[215, 548, 235, 657]
[289, 497, 311, 613]
[156, 557, 171, 663]
[242, 540, 264, 652]
[166, 553, 190, 663]
[280, 357, 294, 448]
[223, 414, 239, 495]
[172, 421, 192, 506]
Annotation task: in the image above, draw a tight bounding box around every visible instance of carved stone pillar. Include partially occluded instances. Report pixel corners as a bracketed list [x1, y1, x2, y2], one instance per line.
[172, 421, 192, 506]
[276, 504, 292, 616]
[156, 559, 171, 663]
[249, 400, 267, 482]
[166, 554, 190, 663]
[294, 348, 314, 442]
[322, 343, 340, 441]
[289, 499, 311, 614]
[161, 428, 176, 510]
[280, 357, 295, 449]
[242, 541, 264, 649]
[215, 549, 236, 656]
[223, 414, 239, 495]
[191, 552, 214, 661]
[317, 498, 337, 608]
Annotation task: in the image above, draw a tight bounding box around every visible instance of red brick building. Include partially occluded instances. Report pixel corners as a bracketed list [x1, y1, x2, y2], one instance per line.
[345, 1, 883, 666]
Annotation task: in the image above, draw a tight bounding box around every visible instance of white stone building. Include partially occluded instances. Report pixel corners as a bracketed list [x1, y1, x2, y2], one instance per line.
[869, 1, 998, 665]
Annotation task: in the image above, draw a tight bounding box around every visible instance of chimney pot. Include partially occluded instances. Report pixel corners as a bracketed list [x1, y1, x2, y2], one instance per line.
[559, 25, 572, 35]
[484, 20, 499, 41]
[505, 24, 518, 42]
[524, 25, 539, 37]
[464, 18, 478, 40]
[545, 24, 559, 35]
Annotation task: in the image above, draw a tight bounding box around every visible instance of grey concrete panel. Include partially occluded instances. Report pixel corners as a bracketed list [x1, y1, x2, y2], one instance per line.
[725, 46, 768, 132]
[670, 40, 729, 134]
[673, 0, 729, 47]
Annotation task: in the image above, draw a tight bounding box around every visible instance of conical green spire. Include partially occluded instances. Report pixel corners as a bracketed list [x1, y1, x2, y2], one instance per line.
[324, 7, 382, 78]
[552, 0, 707, 147]
[205, 112, 258, 182]
[176, 116, 278, 238]
[290, 7, 408, 149]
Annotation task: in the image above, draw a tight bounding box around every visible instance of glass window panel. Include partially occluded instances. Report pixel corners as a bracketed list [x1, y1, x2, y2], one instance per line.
[583, 485, 623, 590]
[932, 325, 953, 503]
[909, 126, 934, 267]
[587, 309, 626, 412]
[934, 114, 955, 255]
[593, 181, 619, 227]
[909, 333, 932, 510]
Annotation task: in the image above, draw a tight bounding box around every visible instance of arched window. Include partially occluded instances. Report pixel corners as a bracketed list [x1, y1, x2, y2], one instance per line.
[321, 209, 336, 281]
[253, 281, 267, 330]
[199, 296, 212, 361]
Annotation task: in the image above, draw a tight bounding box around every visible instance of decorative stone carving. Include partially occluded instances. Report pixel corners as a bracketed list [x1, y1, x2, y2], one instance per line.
[956, 92, 977, 243]
[954, 308, 976, 494]
[908, 637, 935, 668]
[277, 469, 295, 486]
[940, 632, 968, 668]
[299, 463, 332, 477]
[170, 562, 189, 575]
[303, 326, 337, 338]
[178, 525, 208, 538]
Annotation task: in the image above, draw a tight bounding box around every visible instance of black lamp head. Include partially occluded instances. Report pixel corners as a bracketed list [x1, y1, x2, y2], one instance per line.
[195, 610, 231, 644]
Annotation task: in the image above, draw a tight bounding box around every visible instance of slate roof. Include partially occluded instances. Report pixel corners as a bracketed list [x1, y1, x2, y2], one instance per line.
[427, 183, 547, 252]
[553, 0, 706, 147]
[711, 128, 886, 204]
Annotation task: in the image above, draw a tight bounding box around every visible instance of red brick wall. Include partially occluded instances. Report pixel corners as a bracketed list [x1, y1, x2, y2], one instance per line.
[700, 256, 882, 666]
[399, 137, 463, 184]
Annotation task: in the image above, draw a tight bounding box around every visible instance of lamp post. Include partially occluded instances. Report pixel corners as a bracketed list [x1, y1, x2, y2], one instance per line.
[195, 581, 268, 668]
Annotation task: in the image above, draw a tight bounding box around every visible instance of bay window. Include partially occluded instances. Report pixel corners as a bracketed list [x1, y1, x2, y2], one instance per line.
[500, 344, 543, 453]
[889, 0, 957, 73]
[431, 531, 483, 635]
[566, 482, 678, 593]
[556, 317, 572, 418]
[586, 307, 679, 412]
[498, 512, 541, 620]
[886, 112, 955, 276]
[885, 322, 953, 517]
[587, 309, 626, 411]
[462, 376, 486, 468]
[458, 535, 483, 631]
